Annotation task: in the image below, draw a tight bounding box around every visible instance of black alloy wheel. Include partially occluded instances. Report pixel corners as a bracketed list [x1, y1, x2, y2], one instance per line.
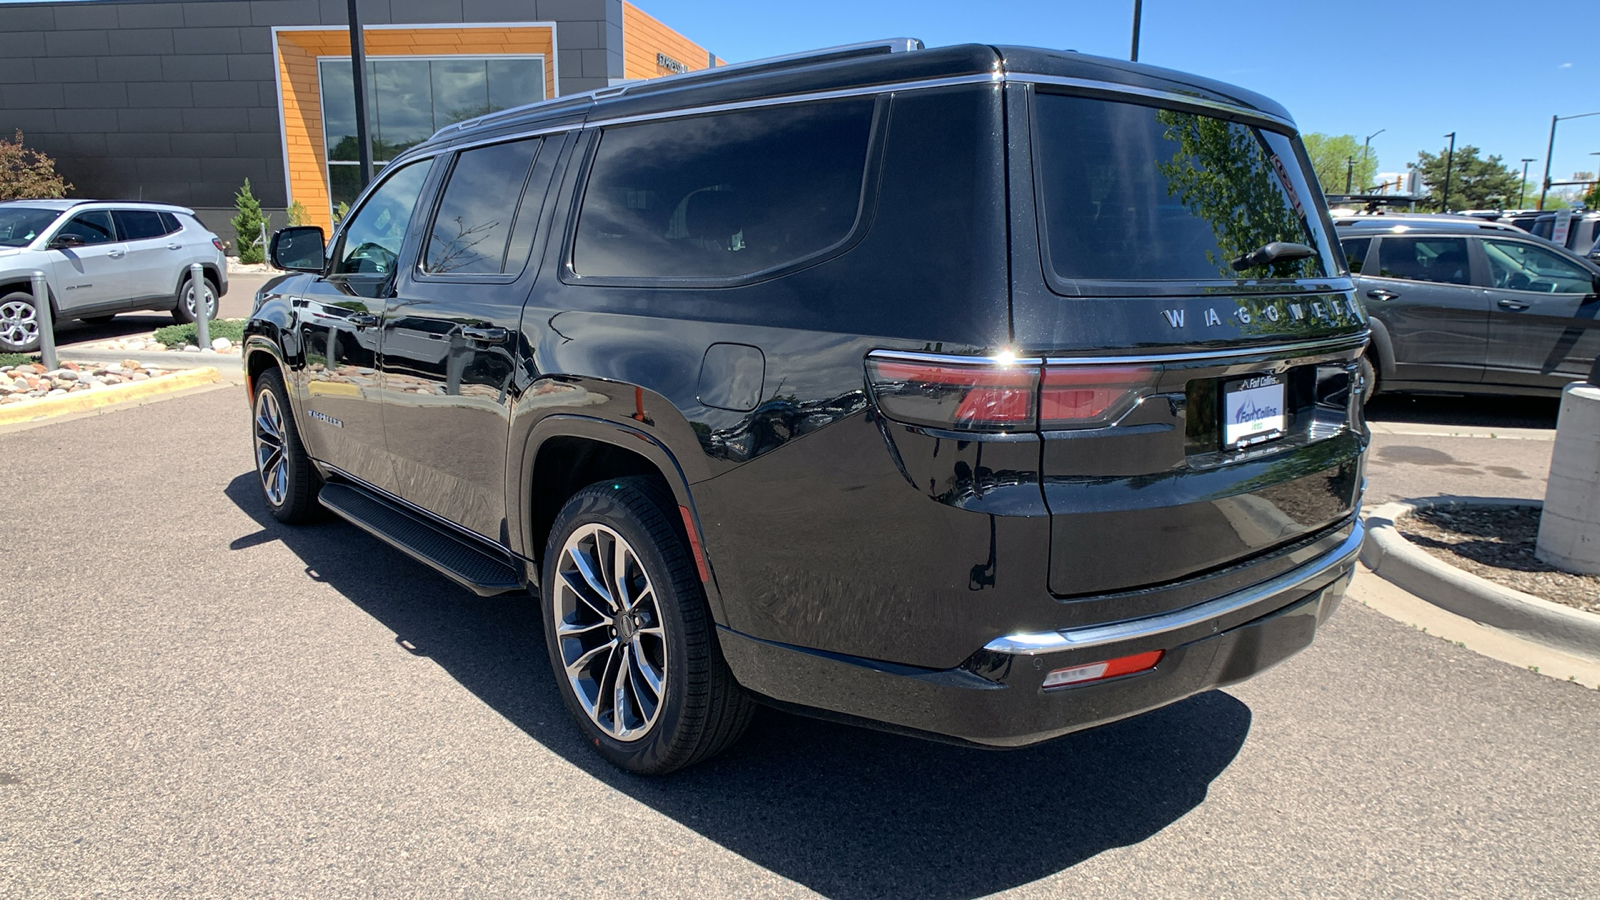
[541, 477, 753, 775]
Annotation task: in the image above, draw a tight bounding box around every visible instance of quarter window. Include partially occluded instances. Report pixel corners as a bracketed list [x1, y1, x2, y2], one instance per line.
[1340, 237, 1371, 274]
[59, 211, 115, 245]
[1483, 239, 1594, 294]
[572, 98, 876, 280]
[333, 160, 432, 276]
[424, 138, 543, 275]
[1376, 236, 1470, 285]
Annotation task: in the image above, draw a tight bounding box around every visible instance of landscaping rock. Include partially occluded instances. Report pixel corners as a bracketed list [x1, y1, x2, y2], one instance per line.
[212, 337, 232, 351]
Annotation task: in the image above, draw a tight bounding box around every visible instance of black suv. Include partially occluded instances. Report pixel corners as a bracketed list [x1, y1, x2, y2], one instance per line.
[247, 40, 1369, 774]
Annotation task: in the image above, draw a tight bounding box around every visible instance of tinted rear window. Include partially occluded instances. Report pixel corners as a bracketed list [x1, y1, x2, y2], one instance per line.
[113, 209, 173, 240]
[1339, 237, 1371, 273]
[424, 137, 542, 275]
[1377, 236, 1470, 285]
[1033, 93, 1334, 286]
[572, 98, 875, 280]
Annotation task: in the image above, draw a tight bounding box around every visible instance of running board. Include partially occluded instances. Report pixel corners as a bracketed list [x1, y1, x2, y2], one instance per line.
[318, 482, 524, 596]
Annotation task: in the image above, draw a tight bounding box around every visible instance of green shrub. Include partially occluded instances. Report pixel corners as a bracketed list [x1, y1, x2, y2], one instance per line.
[286, 199, 308, 227]
[152, 319, 246, 349]
[231, 179, 269, 264]
[0, 351, 38, 367]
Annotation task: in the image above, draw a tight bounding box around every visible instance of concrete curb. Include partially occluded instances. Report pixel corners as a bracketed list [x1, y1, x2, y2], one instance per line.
[1361, 498, 1600, 661]
[0, 367, 221, 426]
[49, 347, 244, 373]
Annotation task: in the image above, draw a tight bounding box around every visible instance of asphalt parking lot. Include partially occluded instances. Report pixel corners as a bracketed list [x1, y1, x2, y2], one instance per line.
[2, 387, 1597, 898]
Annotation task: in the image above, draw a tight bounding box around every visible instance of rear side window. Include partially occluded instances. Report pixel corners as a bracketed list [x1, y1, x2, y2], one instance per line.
[1032, 93, 1333, 286]
[159, 212, 181, 233]
[572, 98, 876, 280]
[1377, 236, 1471, 285]
[1340, 237, 1371, 273]
[113, 209, 174, 241]
[424, 137, 543, 275]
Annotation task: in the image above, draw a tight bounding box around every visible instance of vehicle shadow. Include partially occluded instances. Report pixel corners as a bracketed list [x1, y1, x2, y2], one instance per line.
[1366, 393, 1561, 430]
[225, 473, 1252, 899]
[51, 312, 178, 348]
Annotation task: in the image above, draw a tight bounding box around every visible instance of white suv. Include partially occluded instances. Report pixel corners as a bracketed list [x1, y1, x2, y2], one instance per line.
[0, 200, 228, 353]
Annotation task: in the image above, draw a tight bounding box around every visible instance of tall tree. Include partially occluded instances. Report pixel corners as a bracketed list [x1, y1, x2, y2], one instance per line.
[1413, 145, 1522, 212]
[1302, 133, 1378, 195]
[0, 130, 71, 200]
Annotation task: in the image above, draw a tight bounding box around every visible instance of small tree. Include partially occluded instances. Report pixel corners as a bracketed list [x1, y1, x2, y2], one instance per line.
[0, 130, 72, 201]
[286, 199, 308, 227]
[231, 178, 269, 264]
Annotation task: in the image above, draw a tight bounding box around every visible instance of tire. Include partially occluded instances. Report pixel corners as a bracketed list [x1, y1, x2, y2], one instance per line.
[80, 314, 116, 325]
[0, 290, 42, 353]
[251, 368, 323, 524]
[541, 476, 753, 775]
[1357, 352, 1378, 404]
[171, 275, 219, 324]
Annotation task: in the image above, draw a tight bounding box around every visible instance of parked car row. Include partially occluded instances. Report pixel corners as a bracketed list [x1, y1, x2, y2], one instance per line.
[0, 199, 227, 353]
[1336, 213, 1600, 400]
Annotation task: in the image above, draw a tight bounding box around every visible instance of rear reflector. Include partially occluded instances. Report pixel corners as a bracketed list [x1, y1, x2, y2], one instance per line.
[1042, 649, 1164, 689]
[865, 352, 1160, 433]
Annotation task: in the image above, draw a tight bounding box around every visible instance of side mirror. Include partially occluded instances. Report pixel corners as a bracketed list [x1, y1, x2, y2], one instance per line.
[49, 233, 84, 250]
[271, 226, 326, 274]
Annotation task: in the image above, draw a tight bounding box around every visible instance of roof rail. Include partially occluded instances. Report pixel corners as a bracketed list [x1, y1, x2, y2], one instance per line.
[427, 38, 924, 141]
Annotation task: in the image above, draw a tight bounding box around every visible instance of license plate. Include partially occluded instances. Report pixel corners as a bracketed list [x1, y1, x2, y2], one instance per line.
[1223, 374, 1286, 449]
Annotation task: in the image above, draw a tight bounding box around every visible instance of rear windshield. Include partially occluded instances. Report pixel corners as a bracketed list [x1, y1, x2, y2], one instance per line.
[1033, 93, 1336, 288]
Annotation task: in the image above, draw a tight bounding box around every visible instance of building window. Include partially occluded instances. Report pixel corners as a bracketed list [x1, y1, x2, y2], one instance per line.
[319, 56, 545, 214]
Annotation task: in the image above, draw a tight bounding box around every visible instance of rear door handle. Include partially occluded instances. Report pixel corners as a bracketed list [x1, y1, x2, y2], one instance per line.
[461, 325, 508, 345]
[347, 312, 379, 328]
[167, 242, 183, 250]
[1497, 299, 1530, 311]
[1365, 289, 1398, 302]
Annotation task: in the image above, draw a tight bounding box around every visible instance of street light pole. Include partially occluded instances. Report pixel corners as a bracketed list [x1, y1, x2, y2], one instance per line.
[1539, 110, 1600, 210]
[348, 0, 374, 191]
[1345, 157, 1354, 194]
[1520, 158, 1536, 209]
[1440, 132, 1456, 212]
[1130, 0, 1142, 62]
[1362, 128, 1385, 189]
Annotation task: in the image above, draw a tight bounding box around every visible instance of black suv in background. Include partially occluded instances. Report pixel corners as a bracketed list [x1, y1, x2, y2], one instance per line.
[1337, 214, 1600, 398]
[247, 40, 1369, 774]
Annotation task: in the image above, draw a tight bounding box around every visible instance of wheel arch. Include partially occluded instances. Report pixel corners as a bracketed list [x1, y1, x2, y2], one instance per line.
[515, 415, 724, 622]
[1364, 315, 1396, 379]
[171, 263, 222, 297]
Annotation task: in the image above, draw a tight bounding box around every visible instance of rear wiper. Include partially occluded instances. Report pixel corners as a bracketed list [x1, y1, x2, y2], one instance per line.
[1231, 241, 1316, 272]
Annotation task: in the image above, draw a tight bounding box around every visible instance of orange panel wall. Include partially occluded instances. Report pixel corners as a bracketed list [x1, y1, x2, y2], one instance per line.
[622, 3, 717, 80]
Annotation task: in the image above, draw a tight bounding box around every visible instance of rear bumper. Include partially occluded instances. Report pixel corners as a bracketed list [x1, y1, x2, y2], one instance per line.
[719, 517, 1362, 747]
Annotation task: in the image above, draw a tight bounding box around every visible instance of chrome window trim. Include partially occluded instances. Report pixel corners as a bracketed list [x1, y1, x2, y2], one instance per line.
[984, 518, 1364, 656]
[1014, 74, 1296, 131]
[866, 332, 1369, 370]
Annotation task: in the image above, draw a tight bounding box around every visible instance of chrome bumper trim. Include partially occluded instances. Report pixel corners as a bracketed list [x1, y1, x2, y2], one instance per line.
[984, 518, 1364, 656]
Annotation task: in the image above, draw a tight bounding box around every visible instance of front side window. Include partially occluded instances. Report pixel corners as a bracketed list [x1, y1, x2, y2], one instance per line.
[1033, 93, 1333, 285]
[0, 207, 62, 247]
[333, 161, 432, 276]
[59, 211, 116, 245]
[1483, 239, 1595, 294]
[1377, 236, 1470, 285]
[423, 138, 542, 275]
[572, 98, 876, 280]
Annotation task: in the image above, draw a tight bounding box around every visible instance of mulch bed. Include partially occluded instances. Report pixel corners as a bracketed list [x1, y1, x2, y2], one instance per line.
[1396, 504, 1600, 616]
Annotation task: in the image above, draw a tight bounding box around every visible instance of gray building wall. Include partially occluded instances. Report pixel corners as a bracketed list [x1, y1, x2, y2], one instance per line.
[0, 0, 622, 240]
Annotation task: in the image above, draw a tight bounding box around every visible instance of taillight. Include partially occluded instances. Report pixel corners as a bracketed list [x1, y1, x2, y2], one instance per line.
[212, 238, 225, 251]
[866, 352, 1160, 433]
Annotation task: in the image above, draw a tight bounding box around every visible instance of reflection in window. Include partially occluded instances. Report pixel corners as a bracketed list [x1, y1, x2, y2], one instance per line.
[1340, 238, 1370, 274]
[1377, 236, 1470, 286]
[333, 161, 431, 276]
[1484, 239, 1594, 293]
[1034, 94, 1331, 283]
[425, 138, 543, 275]
[573, 98, 875, 279]
[61, 211, 115, 245]
[319, 56, 545, 212]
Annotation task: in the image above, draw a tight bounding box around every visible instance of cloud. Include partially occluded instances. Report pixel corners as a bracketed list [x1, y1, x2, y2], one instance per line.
[1560, 62, 1573, 68]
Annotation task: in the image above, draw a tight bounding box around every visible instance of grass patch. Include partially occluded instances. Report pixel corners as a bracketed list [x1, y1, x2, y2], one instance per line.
[152, 319, 246, 349]
[0, 352, 39, 368]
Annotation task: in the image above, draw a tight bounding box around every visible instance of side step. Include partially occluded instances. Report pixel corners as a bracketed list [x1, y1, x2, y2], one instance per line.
[318, 482, 524, 596]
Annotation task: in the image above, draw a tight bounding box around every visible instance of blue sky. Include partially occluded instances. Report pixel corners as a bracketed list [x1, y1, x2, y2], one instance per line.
[645, 0, 1600, 201]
